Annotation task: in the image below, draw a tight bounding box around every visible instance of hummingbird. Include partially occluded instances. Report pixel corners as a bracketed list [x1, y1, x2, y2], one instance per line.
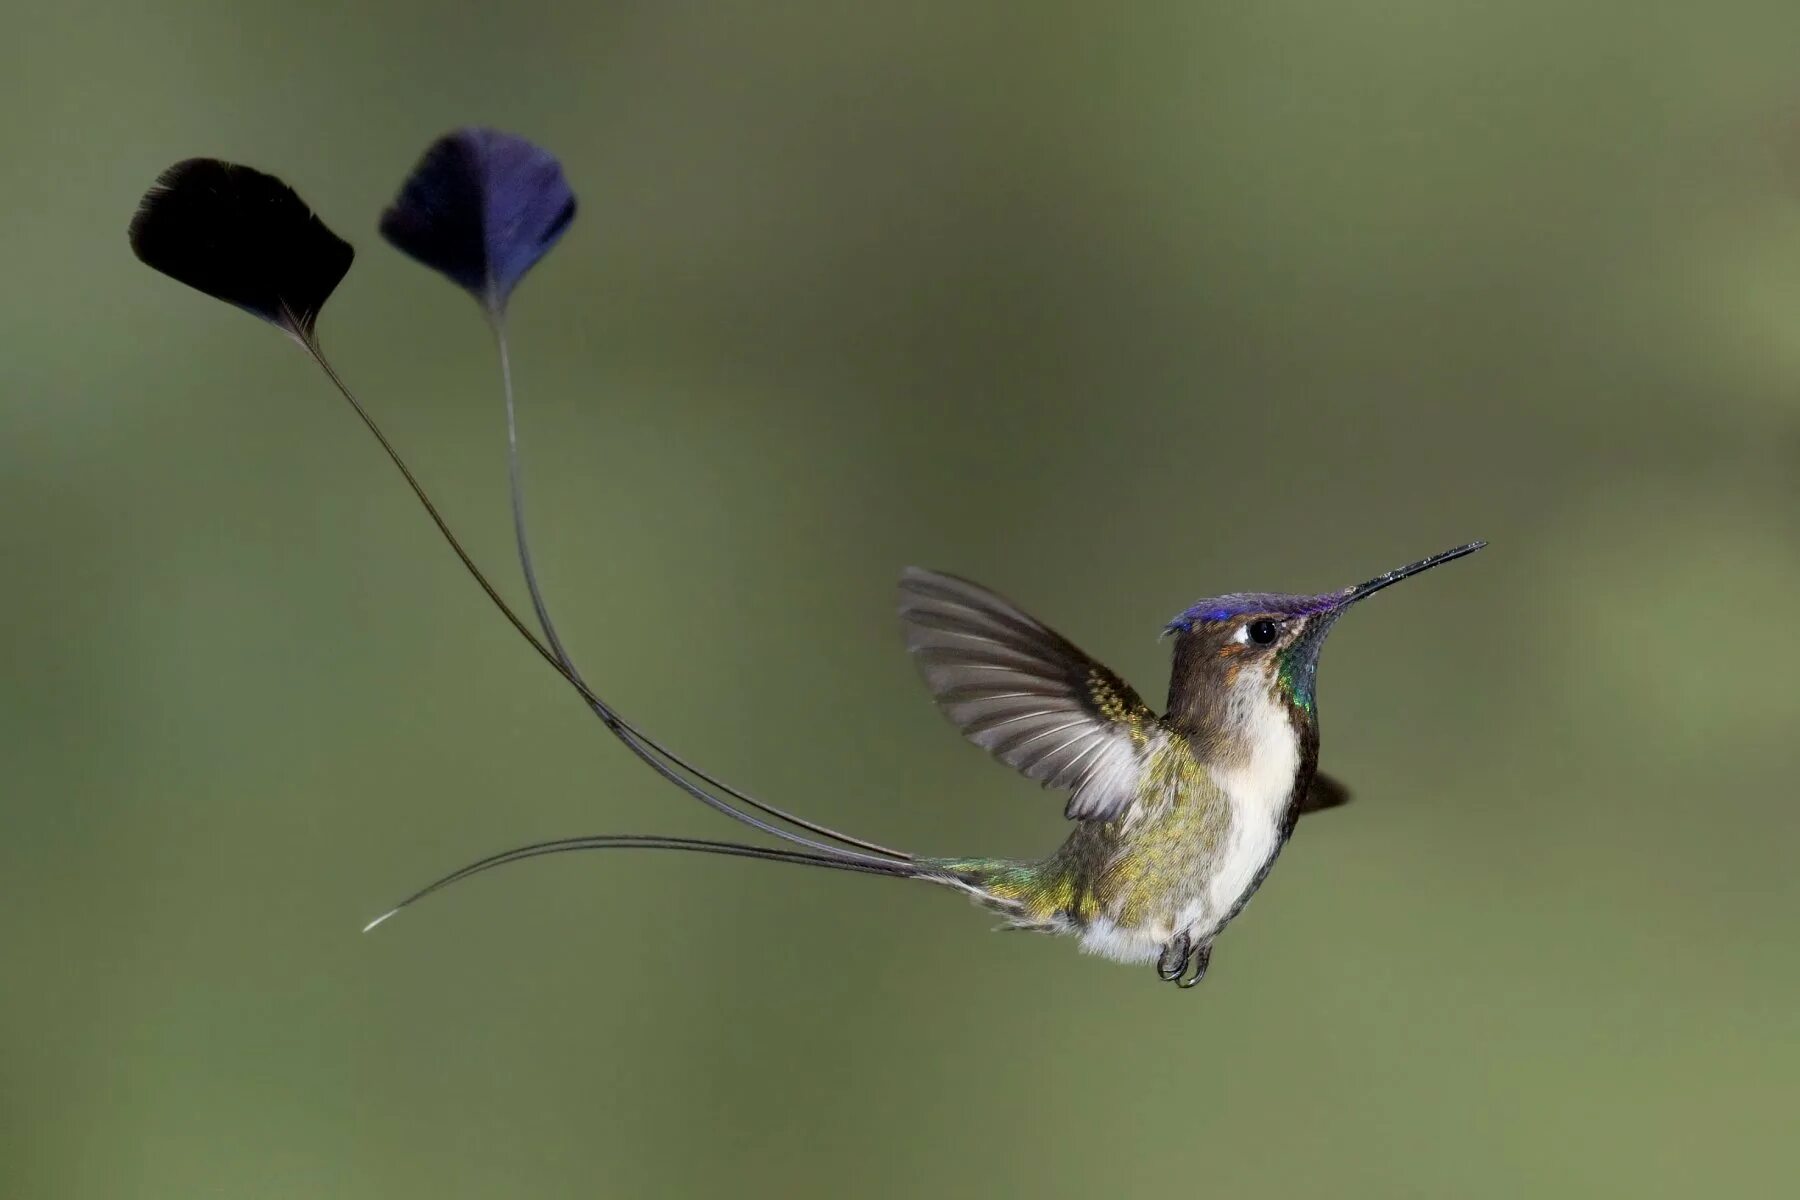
[125, 140, 1484, 990]
[372, 541, 1484, 990]
[891, 546, 1483, 986]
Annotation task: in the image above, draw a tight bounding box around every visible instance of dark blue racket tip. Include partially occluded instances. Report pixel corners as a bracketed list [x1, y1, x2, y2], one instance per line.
[129, 158, 354, 341]
[379, 127, 577, 315]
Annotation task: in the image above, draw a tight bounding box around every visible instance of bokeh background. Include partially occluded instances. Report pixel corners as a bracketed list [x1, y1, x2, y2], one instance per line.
[5, 3, 1799, 1196]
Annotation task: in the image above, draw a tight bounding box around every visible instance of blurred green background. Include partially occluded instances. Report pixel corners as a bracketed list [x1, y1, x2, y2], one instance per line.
[4, 2, 1799, 1196]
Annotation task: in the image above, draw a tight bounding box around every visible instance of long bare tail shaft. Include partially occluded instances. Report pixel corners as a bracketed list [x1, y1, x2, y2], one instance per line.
[320, 326, 932, 928]
[364, 835, 961, 932]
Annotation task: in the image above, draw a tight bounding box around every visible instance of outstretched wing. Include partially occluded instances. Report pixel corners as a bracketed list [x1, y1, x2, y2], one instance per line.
[898, 568, 1162, 822]
[1299, 772, 1352, 815]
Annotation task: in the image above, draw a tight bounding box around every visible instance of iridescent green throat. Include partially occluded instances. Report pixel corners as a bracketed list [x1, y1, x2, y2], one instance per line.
[1275, 644, 1319, 715]
[1274, 609, 1342, 716]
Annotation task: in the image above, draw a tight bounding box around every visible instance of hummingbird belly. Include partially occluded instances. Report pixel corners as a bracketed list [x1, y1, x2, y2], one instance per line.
[1067, 704, 1302, 963]
[1067, 806, 1285, 963]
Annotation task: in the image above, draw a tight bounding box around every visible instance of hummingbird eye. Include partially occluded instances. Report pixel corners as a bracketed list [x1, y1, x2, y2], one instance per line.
[1246, 619, 1279, 645]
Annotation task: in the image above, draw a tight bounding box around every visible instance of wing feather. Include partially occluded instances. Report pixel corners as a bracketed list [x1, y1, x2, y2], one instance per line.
[898, 568, 1162, 822]
[1298, 772, 1353, 814]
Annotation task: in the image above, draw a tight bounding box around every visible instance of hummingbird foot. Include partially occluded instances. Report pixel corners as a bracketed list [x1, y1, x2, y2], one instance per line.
[1156, 932, 1192, 981]
[1177, 944, 1211, 988]
[1155, 932, 1212, 988]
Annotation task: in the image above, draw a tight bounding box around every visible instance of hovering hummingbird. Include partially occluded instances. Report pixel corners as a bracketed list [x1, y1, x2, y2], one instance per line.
[891, 547, 1482, 986]
[127, 133, 1485, 990]
[367, 544, 1483, 990]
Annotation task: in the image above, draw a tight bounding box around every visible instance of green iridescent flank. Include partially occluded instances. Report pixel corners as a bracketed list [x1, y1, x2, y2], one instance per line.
[1106, 743, 1227, 926]
[925, 737, 1226, 932]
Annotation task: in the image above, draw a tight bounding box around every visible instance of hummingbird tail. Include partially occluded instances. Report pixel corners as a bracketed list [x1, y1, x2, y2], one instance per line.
[914, 857, 1067, 926]
[303, 325, 917, 872]
[364, 834, 984, 931]
[308, 277, 981, 933]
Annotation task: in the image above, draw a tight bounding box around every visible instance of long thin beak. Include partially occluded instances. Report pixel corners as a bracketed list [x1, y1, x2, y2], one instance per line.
[1344, 541, 1486, 604]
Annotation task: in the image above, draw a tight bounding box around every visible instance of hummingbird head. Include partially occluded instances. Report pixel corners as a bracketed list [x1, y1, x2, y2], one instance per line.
[1163, 542, 1485, 736]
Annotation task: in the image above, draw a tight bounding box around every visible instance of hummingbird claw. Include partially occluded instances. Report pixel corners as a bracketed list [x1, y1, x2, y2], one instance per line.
[1176, 944, 1211, 988]
[1156, 932, 1192, 982]
[1155, 933, 1212, 988]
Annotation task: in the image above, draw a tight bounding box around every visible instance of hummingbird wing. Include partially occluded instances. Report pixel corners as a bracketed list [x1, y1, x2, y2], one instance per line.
[898, 568, 1161, 822]
[1299, 772, 1353, 814]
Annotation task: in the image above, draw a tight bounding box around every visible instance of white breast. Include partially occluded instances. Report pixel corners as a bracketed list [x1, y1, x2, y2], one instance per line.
[1187, 690, 1301, 940]
[1072, 692, 1303, 965]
